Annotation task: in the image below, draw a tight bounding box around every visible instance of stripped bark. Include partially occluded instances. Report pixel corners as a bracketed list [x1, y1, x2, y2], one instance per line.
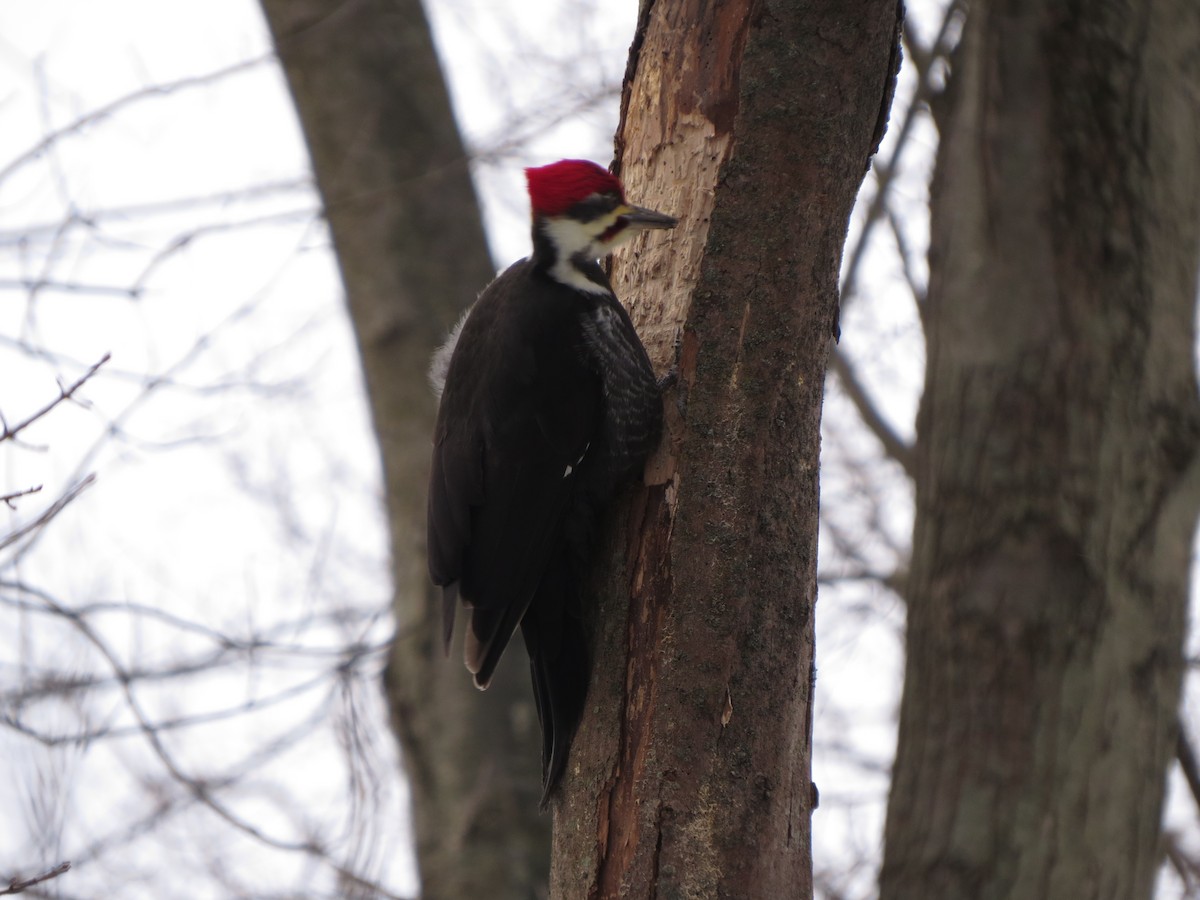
[551, 1, 904, 896]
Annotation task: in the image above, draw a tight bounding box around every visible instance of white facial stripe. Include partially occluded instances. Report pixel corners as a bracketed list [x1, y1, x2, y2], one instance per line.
[540, 215, 612, 260]
[540, 215, 618, 294]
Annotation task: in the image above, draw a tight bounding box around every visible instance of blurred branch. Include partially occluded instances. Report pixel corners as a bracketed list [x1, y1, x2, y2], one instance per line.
[2, 581, 395, 742]
[23, 582, 321, 854]
[1178, 727, 1200, 815]
[5, 578, 407, 898]
[1, 486, 42, 510]
[1, 579, 391, 658]
[0, 475, 95, 556]
[0, 56, 271, 185]
[469, 84, 620, 163]
[0, 178, 314, 246]
[829, 347, 915, 477]
[3, 657, 366, 746]
[1, 861, 70, 896]
[826, 4, 963, 482]
[840, 0, 962, 315]
[1, 354, 109, 444]
[0, 280, 142, 299]
[886, 205, 927, 308]
[817, 568, 907, 597]
[1163, 831, 1200, 897]
[130, 207, 319, 292]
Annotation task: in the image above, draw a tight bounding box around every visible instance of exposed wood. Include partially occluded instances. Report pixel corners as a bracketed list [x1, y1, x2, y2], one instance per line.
[551, 0, 905, 896]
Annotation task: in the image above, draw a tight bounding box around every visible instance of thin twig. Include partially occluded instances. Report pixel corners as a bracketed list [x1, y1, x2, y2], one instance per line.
[1, 485, 42, 510]
[825, 3, 963, 478]
[0, 57, 270, 185]
[0, 354, 110, 443]
[1178, 727, 1200, 815]
[1, 861, 70, 896]
[0, 279, 142, 299]
[0, 475, 96, 554]
[1163, 831, 1200, 895]
[15, 587, 411, 899]
[886, 204, 927, 307]
[829, 347, 916, 477]
[0, 178, 313, 244]
[130, 207, 319, 293]
[840, 0, 963, 315]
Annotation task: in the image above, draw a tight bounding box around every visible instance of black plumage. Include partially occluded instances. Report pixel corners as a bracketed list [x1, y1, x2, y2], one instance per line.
[427, 159, 674, 801]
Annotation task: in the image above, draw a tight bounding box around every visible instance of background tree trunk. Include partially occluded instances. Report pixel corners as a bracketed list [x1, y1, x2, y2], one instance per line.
[881, 2, 1200, 898]
[550, 1, 903, 897]
[259, 2, 551, 897]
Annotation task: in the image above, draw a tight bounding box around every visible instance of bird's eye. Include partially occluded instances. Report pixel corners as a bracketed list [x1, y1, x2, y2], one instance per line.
[568, 193, 618, 221]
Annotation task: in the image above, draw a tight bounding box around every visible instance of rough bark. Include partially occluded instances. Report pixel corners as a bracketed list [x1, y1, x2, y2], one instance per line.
[550, 1, 904, 897]
[258, 2, 551, 897]
[881, 2, 1200, 899]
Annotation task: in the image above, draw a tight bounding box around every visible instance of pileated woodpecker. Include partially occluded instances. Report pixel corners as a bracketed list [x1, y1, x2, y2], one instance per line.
[427, 159, 676, 801]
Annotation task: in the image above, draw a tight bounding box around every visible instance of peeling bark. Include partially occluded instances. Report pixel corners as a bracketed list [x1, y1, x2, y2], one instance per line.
[551, 1, 904, 897]
[881, 2, 1200, 898]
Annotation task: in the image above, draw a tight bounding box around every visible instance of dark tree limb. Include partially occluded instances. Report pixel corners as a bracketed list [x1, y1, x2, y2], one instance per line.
[258, 1, 551, 896]
[881, 2, 1200, 897]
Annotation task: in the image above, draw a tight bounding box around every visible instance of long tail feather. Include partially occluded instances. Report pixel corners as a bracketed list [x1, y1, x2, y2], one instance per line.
[520, 551, 590, 805]
[440, 583, 459, 656]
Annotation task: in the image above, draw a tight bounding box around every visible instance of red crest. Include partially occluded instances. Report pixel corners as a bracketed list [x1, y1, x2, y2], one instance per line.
[525, 159, 624, 217]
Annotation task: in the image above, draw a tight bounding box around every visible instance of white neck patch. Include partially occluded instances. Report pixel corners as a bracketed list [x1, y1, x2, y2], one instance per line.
[539, 216, 615, 296]
[550, 258, 610, 295]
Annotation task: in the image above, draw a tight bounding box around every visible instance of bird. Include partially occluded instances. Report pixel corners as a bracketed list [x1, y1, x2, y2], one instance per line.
[426, 158, 676, 802]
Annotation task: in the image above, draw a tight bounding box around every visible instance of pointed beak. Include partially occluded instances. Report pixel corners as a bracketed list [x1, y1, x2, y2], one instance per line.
[618, 204, 678, 231]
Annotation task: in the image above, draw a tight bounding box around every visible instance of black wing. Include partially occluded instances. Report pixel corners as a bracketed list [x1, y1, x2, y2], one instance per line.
[427, 262, 602, 689]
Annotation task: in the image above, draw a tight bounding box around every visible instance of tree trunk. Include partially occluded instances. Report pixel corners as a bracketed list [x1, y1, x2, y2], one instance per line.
[881, 2, 1200, 899]
[258, 2, 551, 897]
[550, 1, 903, 897]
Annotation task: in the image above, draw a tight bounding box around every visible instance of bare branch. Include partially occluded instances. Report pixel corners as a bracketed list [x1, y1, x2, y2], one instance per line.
[841, 0, 962, 314]
[1, 861, 70, 896]
[1162, 831, 1200, 895]
[823, 2, 961, 490]
[1, 579, 394, 660]
[0, 56, 271, 185]
[901, 18, 933, 83]
[886, 204, 927, 308]
[9, 578, 404, 899]
[817, 569, 907, 596]
[0, 178, 313, 245]
[1, 486, 42, 510]
[2, 659, 367, 746]
[829, 347, 916, 478]
[130, 207, 320, 293]
[0, 475, 96, 555]
[23, 587, 317, 853]
[0, 280, 143, 299]
[0, 354, 109, 444]
[1178, 727, 1200, 815]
